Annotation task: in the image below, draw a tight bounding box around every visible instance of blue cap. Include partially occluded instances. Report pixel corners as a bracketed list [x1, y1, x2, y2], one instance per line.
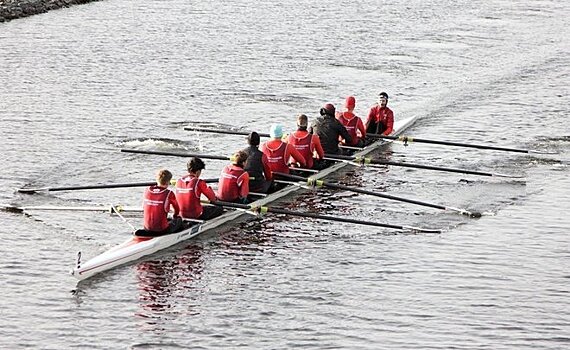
[269, 124, 284, 138]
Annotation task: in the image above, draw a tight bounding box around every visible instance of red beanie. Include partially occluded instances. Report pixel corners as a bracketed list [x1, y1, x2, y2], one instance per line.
[345, 96, 356, 109]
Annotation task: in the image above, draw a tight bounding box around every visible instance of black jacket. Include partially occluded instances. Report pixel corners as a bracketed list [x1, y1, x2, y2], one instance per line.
[310, 115, 352, 154]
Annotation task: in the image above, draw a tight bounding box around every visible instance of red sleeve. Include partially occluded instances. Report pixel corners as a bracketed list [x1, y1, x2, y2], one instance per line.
[262, 153, 273, 181]
[198, 179, 217, 202]
[168, 190, 179, 217]
[383, 110, 394, 135]
[357, 117, 366, 138]
[312, 135, 324, 159]
[287, 144, 306, 167]
[238, 172, 250, 198]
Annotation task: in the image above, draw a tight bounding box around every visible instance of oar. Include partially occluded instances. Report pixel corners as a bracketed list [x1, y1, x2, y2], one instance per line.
[121, 148, 230, 161]
[17, 178, 219, 194]
[324, 154, 523, 178]
[368, 134, 556, 154]
[208, 200, 441, 234]
[274, 172, 483, 218]
[1, 204, 142, 214]
[184, 126, 270, 138]
[122, 148, 309, 173]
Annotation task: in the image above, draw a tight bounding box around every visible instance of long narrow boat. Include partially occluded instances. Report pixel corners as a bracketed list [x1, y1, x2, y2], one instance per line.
[71, 114, 421, 281]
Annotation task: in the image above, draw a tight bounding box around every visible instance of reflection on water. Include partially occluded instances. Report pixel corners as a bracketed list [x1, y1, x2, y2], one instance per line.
[135, 244, 205, 321]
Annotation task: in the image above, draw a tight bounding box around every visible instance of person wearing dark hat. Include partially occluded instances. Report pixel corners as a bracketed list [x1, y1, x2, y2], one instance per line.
[217, 150, 250, 203]
[365, 92, 394, 136]
[310, 102, 352, 154]
[287, 114, 324, 169]
[175, 157, 223, 220]
[242, 131, 273, 194]
[261, 123, 306, 173]
[336, 96, 366, 147]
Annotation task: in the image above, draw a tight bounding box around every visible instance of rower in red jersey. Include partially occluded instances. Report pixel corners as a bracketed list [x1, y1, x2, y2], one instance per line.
[217, 150, 250, 203]
[242, 132, 273, 193]
[260, 124, 306, 174]
[175, 157, 223, 220]
[141, 169, 182, 236]
[365, 92, 394, 136]
[287, 114, 324, 169]
[336, 96, 366, 147]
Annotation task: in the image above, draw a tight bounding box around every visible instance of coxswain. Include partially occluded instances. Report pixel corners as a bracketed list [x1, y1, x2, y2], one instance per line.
[242, 131, 273, 193]
[217, 150, 250, 203]
[310, 103, 352, 154]
[365, 92, 394, 136]
[175, 157, 223, 220]
[141, 169, 182, 236]
[287, 114, 324, 169]
[336, 96, 366, 147]
[260, 124, 306, 174]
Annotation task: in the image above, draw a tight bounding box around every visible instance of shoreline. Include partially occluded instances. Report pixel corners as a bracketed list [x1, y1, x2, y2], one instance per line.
[0, 0, 99, 22]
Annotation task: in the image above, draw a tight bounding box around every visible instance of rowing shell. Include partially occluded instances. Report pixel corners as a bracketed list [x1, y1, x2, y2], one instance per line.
[71, 114, 421, 281]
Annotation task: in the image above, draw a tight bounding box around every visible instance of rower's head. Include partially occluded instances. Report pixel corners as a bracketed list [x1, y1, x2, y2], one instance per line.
[187, 157, 206, 175]
[247, 131, 260, 147]
[269, 124, 284, 139]
[378, 92, 389, 107]
[297, 114, 308, 131]
[231, 150, 248, 168]
[345, 96, 356, 111]
[320, 103, 335, 117]
[156, 169, 173, 187]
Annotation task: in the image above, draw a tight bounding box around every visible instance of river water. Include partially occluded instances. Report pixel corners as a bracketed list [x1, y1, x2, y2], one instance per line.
[0, 0, 568, 348]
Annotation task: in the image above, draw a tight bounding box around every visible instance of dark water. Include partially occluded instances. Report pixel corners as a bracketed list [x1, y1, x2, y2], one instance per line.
[1, 0, 568, 348]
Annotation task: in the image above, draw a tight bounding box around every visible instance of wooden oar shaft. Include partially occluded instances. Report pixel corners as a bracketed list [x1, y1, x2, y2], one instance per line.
[121, 148, 229, 161]
[369, 134, 536, 154]
[210, 200, 441, 233]
[274, 172, 481, 217]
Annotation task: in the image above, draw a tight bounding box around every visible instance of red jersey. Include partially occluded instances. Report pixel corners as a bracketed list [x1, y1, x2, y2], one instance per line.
[217, 164, 250, 202]
[143, 185, 179, 232]
[260, 139, 306, 174]
[337, 111, 366, 145]
[287, 130, 324, 169]
[175, 175, 217, 219]
[366, 105, 394, 135]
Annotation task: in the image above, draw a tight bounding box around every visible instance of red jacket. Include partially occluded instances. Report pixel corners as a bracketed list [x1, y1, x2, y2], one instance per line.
[337, 111, 366, 145]
[175, 175, 217, 219]
[287, 130, 324, 169]
[143, 185, 179, 232]
[261, 139, 306, 174]
[217, 164, 250, 202]
[366, 105, 394, 135]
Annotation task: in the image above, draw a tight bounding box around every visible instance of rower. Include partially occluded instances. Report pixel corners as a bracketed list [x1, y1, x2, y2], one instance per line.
[260, 124, 306, 174]
[310, 103, 352, 154]
[217, 150, 250, 203]
[242, 131, 273, 193]
[287, 114, 324, 169]
[139, 169, 183, 236]
[365, 91, 394, 136]
[175, 157, 223, 221]
[336, 96, 366, 147]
